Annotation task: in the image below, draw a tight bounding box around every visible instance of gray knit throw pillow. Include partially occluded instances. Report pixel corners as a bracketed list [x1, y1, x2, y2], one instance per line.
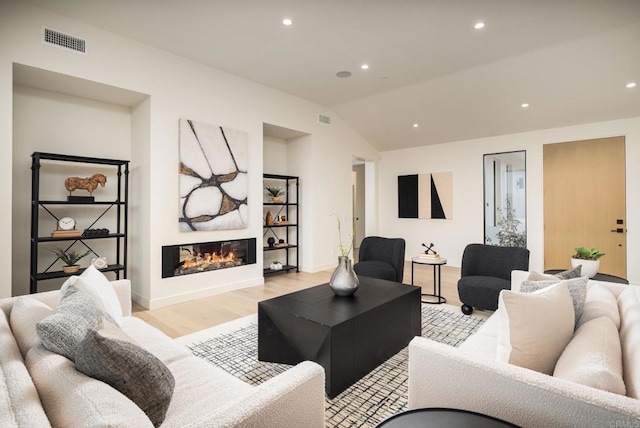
[36, 286, 114, 361]
[75, 319, 175, 427]
[520, 276, 588, 323]
[555, 265, 582, 279]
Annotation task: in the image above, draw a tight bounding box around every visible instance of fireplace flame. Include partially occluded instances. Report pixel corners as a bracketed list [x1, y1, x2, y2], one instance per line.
[180, 251, 241, 272]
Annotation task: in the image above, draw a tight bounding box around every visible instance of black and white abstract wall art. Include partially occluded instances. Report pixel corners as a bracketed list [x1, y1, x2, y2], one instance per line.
[179, 119, 248, 231]
[398, 172, 453, 219]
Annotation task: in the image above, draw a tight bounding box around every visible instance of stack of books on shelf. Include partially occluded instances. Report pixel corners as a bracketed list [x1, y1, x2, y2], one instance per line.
[51, 229, 82, 238]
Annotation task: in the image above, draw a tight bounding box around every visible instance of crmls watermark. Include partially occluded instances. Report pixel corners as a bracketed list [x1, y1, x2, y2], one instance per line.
[610, 420, 640, 428]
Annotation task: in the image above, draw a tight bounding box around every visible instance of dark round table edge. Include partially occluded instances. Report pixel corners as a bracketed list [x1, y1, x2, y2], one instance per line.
[544, 270, 629, 284]
[375, 407, 520, 428]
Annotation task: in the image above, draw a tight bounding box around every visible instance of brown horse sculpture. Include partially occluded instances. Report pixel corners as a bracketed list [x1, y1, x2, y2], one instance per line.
[64, 173, 107, 195]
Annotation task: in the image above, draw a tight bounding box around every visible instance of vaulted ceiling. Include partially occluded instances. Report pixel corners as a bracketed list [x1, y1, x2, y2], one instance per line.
[23, 0, 640, 150]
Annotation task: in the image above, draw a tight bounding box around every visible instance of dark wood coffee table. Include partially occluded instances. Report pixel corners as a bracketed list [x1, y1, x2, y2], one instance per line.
[258, 277, 421, 398]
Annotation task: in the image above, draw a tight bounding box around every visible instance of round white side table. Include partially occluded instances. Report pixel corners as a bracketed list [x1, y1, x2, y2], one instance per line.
[411, 256, 447, 304]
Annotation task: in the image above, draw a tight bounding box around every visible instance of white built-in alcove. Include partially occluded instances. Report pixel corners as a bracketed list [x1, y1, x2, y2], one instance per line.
[262, 123, 310, 269]
[11, 63, 149, 296]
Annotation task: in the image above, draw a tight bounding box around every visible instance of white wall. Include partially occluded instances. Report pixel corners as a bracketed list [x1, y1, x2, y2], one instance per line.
[0, 1, 378, 304]
[380, 116, 640, 284]
[263, 135, 288, 176]
[12, 85, 132, 295]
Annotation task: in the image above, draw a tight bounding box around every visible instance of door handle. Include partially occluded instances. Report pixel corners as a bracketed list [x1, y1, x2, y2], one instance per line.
[610, 228, 624, 233]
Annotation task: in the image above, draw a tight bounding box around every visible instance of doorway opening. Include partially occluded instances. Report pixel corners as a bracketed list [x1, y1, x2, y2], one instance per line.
[352, 158, 376, 252]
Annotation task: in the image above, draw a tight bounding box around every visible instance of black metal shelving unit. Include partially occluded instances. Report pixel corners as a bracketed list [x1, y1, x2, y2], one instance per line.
[263, 174, 299, 276]
[30, 152, 129, 293]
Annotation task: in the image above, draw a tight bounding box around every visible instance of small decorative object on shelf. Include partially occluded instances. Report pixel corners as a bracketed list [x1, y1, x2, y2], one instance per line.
[65, 173, 107, 202]
[267, 237, 276, 248]
[329, 214, 359, 296]
[82, 228, 110, 237]
[57, 216, 76, 231]
[265, 211, 274, 226]
[264, 185, 285, 203]
[270, 261, 283, 270]
[91, 256, 108, 269]
[52, 216, 82, 238]
[49, 246, 90, 274]
[51, 229, 82, 238]
[420, 242, 440, 259]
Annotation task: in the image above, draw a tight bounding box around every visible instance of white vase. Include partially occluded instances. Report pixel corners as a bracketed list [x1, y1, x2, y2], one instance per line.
[571, 257, 599, 278]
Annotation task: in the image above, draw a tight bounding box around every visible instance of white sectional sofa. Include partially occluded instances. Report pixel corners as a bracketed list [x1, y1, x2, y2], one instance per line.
[408, 272, 640, 427]
[0, 279, 326, 428]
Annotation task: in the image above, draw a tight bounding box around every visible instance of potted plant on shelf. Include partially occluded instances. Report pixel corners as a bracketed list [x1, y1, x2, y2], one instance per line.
[571, 247, 605, 278]
[50, 246, 91, 274]
[270, 260, 283, 270]
[264, 185, 285, 203]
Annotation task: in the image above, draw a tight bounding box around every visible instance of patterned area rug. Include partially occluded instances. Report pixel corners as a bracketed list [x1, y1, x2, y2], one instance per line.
[185, 305, 485, 428]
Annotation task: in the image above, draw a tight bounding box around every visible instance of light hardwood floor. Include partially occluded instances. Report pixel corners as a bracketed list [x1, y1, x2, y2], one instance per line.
[133, 261, 464, 338]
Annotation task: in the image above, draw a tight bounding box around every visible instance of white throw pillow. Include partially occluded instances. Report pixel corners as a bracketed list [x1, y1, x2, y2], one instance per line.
[526, 271, 558, 281]
[553, 316, 626, 395]
[9, 297, 52, 357]
[497, 282, 575, 375]
[577, 283, 621, 330]
[60, 265, 123, 326]
[510, 270, 530, 293]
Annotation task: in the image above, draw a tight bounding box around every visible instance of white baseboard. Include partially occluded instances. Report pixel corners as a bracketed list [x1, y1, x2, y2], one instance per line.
[131, 290, 150, 309]
[141, 277, 265, 310]
[302, 262, 336, 273]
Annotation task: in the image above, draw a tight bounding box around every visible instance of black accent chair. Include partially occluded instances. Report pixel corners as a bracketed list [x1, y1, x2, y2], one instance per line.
[353, 237, 406, 283]
[457, 243, 530, 315]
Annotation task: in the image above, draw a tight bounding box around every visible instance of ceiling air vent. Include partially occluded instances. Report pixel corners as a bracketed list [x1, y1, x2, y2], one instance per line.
[319, 114, 331, 125]
[43, 27, 86, 53]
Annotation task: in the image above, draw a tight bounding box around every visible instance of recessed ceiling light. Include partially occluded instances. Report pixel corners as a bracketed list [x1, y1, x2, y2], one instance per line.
[474, 22, 485, 30]
[282, 18, 293, 26]
[412, 123, 419, 128]
[521, 103, 530, 108]
[361, 64, 369, 70]
[626, 82, 637, 88]
[336, 70, 352, 78]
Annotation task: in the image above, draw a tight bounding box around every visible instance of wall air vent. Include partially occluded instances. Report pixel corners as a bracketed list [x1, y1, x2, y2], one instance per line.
[319, 114, 331, 125]
[43, 27, 86, 53]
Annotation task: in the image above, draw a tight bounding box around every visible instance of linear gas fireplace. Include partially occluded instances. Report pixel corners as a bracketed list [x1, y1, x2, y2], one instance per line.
[162, 238, 256, 278]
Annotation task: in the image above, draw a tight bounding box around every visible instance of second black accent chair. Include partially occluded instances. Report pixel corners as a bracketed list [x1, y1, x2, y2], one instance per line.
[457, 243, 530, 315]
[353, 237, 406, 283]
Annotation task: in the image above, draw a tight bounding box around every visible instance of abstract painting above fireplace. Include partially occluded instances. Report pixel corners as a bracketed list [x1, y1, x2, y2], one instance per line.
[179, 118, 248, 232]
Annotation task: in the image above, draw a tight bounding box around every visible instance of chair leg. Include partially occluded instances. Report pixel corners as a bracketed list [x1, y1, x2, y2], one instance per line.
[461, 304, 473, 315]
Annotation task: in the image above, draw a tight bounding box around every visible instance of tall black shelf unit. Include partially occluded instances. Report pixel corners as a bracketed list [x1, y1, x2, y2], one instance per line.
[30, 152, 129, 294]
[263, 174, 299, 275]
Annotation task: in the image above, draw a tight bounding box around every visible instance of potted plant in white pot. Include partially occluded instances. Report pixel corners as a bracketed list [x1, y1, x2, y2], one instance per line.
[50, 246, 91, 274]
[270, 260, 283, 270]
[571, 247, 605, 278]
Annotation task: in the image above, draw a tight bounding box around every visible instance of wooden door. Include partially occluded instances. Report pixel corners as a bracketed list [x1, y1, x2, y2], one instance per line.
[543, 137, 626, 278]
